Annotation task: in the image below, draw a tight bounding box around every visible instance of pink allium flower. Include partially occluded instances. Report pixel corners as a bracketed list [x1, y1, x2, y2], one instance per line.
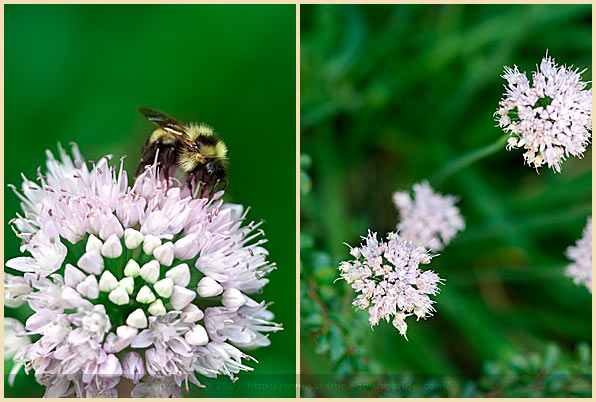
[338, 231, 444, 339]
[565, 216, 592, 293]
[5, 144, 282, 397]
[495, 51, 592, 172]
[4, 318, 31, 386]
[393, 181, 465, 252]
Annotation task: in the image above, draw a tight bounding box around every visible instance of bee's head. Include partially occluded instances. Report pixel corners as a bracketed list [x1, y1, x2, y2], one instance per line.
[205, 160, 226, 180]
[206, 161, 217, 174]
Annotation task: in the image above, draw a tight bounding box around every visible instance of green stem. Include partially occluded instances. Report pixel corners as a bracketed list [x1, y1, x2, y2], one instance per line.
[430, 134, 509, 187]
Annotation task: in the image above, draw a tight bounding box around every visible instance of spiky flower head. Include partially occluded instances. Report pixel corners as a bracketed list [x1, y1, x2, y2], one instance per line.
[338, 231, 444, 339]
[565, 216, 592, 293]
[5, 144, 282, 397]
[392, 181, 465, 252]
[495, 51, 592, 172]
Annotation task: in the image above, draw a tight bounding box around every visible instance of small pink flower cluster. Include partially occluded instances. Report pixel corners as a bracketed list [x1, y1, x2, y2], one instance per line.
[565, 217, 592, 293]
[495, 52, 592, 172]
[338, 181, 463, 338]
[338, 231, 443, 339]
[393, 181, 465, 252]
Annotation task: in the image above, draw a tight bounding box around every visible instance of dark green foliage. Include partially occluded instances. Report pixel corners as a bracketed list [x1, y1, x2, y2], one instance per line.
[300, 4, 591, 398]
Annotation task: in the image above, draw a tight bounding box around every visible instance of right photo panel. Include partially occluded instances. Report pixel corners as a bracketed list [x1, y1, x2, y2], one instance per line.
[300, 4, 592, 398]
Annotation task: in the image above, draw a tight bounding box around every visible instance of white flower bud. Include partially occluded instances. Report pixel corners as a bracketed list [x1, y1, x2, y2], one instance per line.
[126, 308, 148, 329]
[142, 235, 162, 256]
[197, 277, 223, 297]
[182, 304, 204, 323]
[124, 228, 144, 250]
[116, 325, 138, 341]
[140, 260, 160, 284]
[103, 332, 127, 354]
[101, 234, 123, 259]
[76, 275, 99, 299]
[124, 259, 141, 278]
[62, 287, 92, 309]
[166, 263, 190, 287]
[147, 299, 166, 316]
[349, 247, 361, 259]
[120, 277, 135, 295]
[99, 214, 124, 240]
[170, 285, 196, 310]
[184, 324, 209, 346]
[65, 264, 87, 288]
[108, 286, 130, 305]
[99, 270, 119, 293]
[153, 242, 174, 266]
[136, 285, 156, 304]
[86, 234, 103, 252]
[393, 313, 408, 340]
[77, 249, 104, 275]
[174, 234, 199, 260]
[222, 288, 246, 309]
[153, 278, 174, 298]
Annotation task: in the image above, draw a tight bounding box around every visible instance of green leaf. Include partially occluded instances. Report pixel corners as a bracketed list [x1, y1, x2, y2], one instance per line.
[542, 343, 560, 371]
[315, 334, 330, 354]
[328, 324, 346, 362]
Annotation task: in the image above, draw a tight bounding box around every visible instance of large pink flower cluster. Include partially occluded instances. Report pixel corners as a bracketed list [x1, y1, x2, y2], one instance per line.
[5, 144, 281, 397]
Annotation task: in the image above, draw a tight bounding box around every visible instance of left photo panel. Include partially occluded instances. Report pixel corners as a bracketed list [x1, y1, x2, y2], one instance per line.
[4, 4, 296, 398]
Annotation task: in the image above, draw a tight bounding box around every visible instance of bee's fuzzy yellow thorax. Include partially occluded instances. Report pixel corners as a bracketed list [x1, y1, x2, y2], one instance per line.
[197, 141, 228, 160]
[178, 148, 204, 172]
[149, 128, 176, 144]
[213, 141, 228, 158]
[178, 143, 228, 172]
[186, 123, 214, 141]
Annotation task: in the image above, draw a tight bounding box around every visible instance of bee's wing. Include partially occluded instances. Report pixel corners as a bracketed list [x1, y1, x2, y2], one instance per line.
[138, 106, 193, 144]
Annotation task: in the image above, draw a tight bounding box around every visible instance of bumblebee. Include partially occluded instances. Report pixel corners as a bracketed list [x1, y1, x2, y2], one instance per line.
[136, 107, 228, 192]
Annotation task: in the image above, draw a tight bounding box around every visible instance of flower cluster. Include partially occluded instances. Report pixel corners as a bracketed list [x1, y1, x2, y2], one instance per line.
[393, 181, 465, 251]
[565, 216, 592, 293]
[4, 144, 282, 397]
[495, 52, 592, 172]
[338, 231, 443, 339]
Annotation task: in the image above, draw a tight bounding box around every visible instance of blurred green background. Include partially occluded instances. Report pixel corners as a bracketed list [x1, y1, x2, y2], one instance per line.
[4, 4, 295, 397]
[300, 4, 591, 398]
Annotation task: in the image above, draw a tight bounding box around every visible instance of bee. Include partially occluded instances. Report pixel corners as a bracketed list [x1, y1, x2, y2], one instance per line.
[136, 107, 228, 193]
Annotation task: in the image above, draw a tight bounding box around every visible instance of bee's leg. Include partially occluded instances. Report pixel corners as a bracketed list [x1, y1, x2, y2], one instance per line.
[207, 179, 221, 203]
[198, 181, 206, 199]
[163, 166, 171, 196]
[186, 172, 198, 197]
[221, 179, 229, 193]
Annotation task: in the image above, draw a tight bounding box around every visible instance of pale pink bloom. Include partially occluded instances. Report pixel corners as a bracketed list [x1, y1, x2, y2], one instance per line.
[4, 273, 32, 308]
[338, 231, 443, 339]
[121, 351, 146, 383]
[565, 216, 592, 292]
[4, 318, 31, 386]
[204, 298, 282, 348]
[393, 181, 465, 251]
[5, 144, 281, 397]
[193, 341, 256, 381]
[495, 51, 592, 172]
